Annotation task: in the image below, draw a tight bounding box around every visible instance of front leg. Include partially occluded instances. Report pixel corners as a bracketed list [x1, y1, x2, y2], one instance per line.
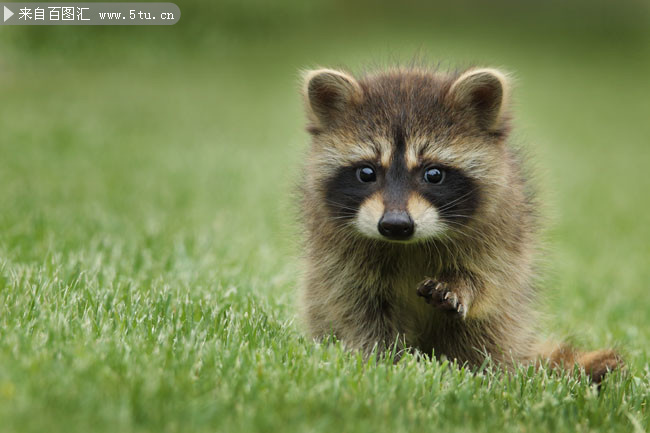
[416, 274, 477, 319]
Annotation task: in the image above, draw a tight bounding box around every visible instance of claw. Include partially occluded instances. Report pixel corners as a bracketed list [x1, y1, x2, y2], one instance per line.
[444, 292, 458, 308]
[457, 303, 467, 319]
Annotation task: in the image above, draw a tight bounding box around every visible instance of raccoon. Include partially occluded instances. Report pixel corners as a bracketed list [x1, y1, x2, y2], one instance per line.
[298, 65, 622, 383]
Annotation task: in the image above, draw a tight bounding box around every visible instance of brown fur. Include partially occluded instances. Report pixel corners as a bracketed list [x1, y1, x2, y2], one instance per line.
[298, 65, 622, 383]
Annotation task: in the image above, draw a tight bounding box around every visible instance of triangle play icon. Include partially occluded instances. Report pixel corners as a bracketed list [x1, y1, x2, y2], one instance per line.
[4, 6, 14, 22]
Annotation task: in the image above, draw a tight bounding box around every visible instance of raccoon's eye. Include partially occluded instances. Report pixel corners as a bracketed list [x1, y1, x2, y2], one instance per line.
[424, 167, 445, 184]
[356, 166, 377, 183]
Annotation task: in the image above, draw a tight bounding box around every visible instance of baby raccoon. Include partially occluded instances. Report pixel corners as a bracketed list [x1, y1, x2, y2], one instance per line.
[298, 65, 622, 383]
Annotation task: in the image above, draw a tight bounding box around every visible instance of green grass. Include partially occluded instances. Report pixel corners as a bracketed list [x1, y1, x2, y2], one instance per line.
[0, 3, 649, 431]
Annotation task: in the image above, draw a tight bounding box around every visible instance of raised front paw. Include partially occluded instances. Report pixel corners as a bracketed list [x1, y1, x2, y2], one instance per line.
[416, 278, 467, 319]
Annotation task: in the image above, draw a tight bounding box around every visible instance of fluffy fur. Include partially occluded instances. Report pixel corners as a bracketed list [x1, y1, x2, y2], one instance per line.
[298, 65, 622, 383]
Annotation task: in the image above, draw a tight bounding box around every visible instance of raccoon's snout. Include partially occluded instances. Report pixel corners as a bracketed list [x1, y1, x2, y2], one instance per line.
[378, 210, 414, 240]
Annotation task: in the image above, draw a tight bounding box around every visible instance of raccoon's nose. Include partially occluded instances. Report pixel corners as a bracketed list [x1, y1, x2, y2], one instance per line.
[378, 211, 414, 240]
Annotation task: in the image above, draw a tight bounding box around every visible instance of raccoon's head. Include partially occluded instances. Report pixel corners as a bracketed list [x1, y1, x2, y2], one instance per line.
[302, 66, 511, 243]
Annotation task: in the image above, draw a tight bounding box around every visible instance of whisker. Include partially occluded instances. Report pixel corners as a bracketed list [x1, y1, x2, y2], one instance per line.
[436, 188, 480, 213]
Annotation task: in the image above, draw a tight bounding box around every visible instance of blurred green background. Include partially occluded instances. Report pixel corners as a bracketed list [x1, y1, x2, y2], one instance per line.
[0, 1, 649, 432]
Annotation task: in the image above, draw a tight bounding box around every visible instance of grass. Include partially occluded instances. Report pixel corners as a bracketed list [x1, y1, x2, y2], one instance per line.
[0, 3, 649, 431]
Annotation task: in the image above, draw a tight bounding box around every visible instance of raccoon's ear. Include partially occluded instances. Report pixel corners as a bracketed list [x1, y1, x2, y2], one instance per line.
[302, 68, 362, 128]
[447, 68, 510, 133]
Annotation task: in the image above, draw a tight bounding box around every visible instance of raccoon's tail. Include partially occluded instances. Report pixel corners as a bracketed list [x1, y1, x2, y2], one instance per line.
[535, 341, 624, 384]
